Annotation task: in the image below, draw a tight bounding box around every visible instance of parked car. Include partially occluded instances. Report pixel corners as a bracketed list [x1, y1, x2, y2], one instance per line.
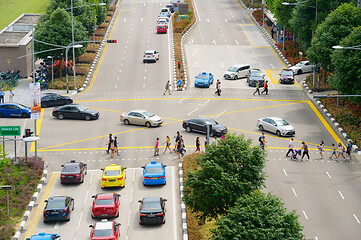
[89, 219, 120, 240]
[223, 64, 250, 80]
[157, 24, 167, 34]
[41, 93, 73, 108]
[43, 196, 74, 223]
[182, 117, 228, 137]
[257, 117, 295, 136]
[158, 15, 169, 23]
[166, 3, 175, 13]
[142, 161, 167, 186]
[143, 50, 159, 63]
[91, 193, 120, 219]
[101, 164, 126, 189]
[138, 197, 166, 225]
[289, 60, 314, 75]
[60, 160, 87, 184]
[26, 233, 61, 240]
[279, 69, 295, 84]
[0, 103, 30, 118]
[157, 18, 168, 25]
[194, 72, 214, 88]
[52, 104, 99, 120]
[247, 69, 265, 87]
[120, 110, 163, 127]
[160, 7, 171, 17]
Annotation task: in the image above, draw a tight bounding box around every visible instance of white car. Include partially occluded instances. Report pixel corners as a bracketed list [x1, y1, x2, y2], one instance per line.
[143, 50, 159, 63]
[223, 64, 250, 80]
[158, 15, 169, 22]
[256, 117, 295, 137]
[289, 61, 314, 75]
[157, 18, 168, 25]
[120, 110, 163, 127]
[160, 7, 171, 17]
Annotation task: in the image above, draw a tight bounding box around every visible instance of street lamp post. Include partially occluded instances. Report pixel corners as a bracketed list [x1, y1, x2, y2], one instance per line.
[65, 44, 83, 93]
[47, 56, 54, 87]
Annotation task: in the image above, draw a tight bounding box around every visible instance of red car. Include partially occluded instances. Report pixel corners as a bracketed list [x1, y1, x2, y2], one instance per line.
[89, 219, 120, 240]
[91, 193, 120, 219]
[157, 24, 167, 34]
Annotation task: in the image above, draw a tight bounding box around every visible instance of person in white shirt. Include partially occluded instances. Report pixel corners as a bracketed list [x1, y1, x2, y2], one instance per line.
[286, 138, 294, 158]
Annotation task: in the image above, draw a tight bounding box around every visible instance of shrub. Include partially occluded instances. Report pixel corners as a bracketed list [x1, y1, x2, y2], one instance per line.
[95, 29, 106, 36]
[105, 16, 111, 22]
[252, 9, 263, 25]
[109, 6, 116, 11]
[75, 67, 88, 76]
[77, 55, 93, 64]
[98, 23, 108, 29]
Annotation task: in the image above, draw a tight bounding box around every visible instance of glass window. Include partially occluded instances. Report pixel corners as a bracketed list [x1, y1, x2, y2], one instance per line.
[104, 170, 121, 176]
[275, 119, 289, 126]
[142, 112, 155, 117]
[47, 199, 66, 208]
[141, 201, 162, 211]
[96, 199, 114, 205]
[93, 229, 113, 237]
[145, 166, 163, 174]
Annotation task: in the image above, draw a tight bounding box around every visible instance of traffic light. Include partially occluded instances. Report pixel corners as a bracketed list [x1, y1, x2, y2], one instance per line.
[106, 40, 117, 43]
[178, 61, 181, 70]
[24, 129, 34, 138]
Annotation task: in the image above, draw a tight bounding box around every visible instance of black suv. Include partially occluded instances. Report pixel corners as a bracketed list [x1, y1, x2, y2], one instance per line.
[182, 117, 228, 137]
[60, 160, 87, 184]
[279, 69, 295, 84]
[41, 93, 73, 108]
[247, 69, 265, 87]
[138, 197, 166, 225]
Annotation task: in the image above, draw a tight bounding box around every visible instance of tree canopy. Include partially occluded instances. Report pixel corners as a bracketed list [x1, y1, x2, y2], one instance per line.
[211, 191, 304, 240]
[183, 134, 267, 221]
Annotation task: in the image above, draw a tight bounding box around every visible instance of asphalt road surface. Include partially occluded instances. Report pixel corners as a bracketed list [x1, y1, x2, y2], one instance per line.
[2, 0, 360, 239]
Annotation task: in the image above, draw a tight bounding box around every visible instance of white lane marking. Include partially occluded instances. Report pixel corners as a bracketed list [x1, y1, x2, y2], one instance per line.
[193, 0, 201, 21]
[84, 190, 89, 205]
[124, 18, 126, 22]
[76, 211, 83, 231]
[220, 62, 224, 68]
[212, 40, 216, 45]
[283, 169, 287, 176]
[224, 19, 228, 23]
[172, 167, 177, 240]
[235, 40, 239, 45]
[144, 76, 146, 79]
[143, 83, 146, 88]
[326, 171, 332, 179]
[144, 3, 145, 6]
[199, 99, 209, 106]
[242, 19, 245, 23]
[119, 69, 121, 73]
[315, 237, 319, 240]
[292, 188, 297, 197]
[214, 110, 227, 118]
[141, 18, 143, 22]
[145, 68, 147, 72]
[117, 76, 120, 80]
[54, 222, 59, 229]
[206, 18, 209, 22]
[302, 210, 309, 220]
[115, 84, 118, 88]
[338, 190, 345, 200]
[270, 63, 275, 69]
[178, 98, 184, 104]
[353, 214, 360, 224]
[187, 108, 199, 116]
[90, 171, 94, 183]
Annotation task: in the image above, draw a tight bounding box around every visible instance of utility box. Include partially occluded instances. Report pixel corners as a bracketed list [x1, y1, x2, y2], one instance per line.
[178, 3, 189, 14]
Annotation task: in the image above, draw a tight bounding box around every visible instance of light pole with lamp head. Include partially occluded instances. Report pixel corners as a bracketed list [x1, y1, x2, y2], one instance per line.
[65, 44, 83, 93]
[47, 56, 54, 87]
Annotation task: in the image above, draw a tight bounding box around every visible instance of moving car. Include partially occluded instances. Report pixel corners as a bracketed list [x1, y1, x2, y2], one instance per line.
[120, 110, 163, 127]
[142, 161, 167, 186]
[247, 69, 265, 87]
[138, 197, 167, 225]
[182, 117, 228, 137]
[143, 50, 159, 63]
[289, 60, 314, 75]
[223, 64, 250, 80]
[60, 160, 87, 184]
[279, 69, 295, 84]
[158, 14, 170, 21]
[157, 18, 168, 26]
[157, 24, 167, 34]
[43, 196, 74, 223]
[166, 3, 175, 13]
[160, 7, 171, 17]
[101, 164, 126, 189]
[41, 93, 73, 108]
[91, 193, 120, 219]
[0, 103, 31, 118]
[194, 72, 214, 88]
[89, 219, 120, 240]
[26, 233, 61, 240]
[257, 117, 295, 137]
[52, 104, 99, 120]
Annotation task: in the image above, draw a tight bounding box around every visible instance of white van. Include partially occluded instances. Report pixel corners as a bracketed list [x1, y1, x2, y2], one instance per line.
[160, 8, 171, 17]
[223, 64, 250, 80]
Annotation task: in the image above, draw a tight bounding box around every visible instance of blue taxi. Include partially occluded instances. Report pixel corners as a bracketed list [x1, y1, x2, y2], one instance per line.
[26, 233, 61, 240]
[142, 161, 167, 185]
[194, 72, 214, 88]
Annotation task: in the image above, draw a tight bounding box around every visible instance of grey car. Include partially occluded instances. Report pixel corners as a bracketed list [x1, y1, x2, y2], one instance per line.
[120, 110, 163, 127]
[257, 117, 295, 137]
[247, 69, 265, 87]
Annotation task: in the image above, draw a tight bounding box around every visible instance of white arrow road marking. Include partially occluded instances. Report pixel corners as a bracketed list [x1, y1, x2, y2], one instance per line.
[188, 108, 199, 115]
[212, 40, 216, 45]
[270, 63, 275, 69]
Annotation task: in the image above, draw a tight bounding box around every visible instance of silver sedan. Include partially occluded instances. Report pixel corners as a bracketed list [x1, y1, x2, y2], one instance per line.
[120, 110, 163, 127]
[256, 117, 295, 137]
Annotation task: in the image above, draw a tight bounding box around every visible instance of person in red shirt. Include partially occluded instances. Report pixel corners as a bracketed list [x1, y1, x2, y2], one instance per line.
[261, 80, 268, 95]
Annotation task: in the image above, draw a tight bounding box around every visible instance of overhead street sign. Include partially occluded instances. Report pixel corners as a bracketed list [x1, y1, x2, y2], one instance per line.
[0, 126, 21, 136]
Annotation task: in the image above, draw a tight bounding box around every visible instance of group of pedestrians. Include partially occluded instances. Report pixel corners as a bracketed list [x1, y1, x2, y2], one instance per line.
[0, 88, 15, 103]
[106, 133, 119, 158]
[253, 81, 269, 95]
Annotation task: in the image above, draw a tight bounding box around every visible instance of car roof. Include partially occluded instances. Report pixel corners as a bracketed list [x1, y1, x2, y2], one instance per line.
[104, 164, 122, 170]
[128, 109, 147, 113]
[145, 161, 162, 168]
[263, 117, 283, 121]
[144, 50, 156, 53]
[166, 4, 173, 7]
[249, 68, 261, 72]
[197, 72, 211, 75]
[47, 196, 67, 201]
[30, 233, 58, 240]
[157, 24, 167, 27]
[96, 193, 115, 199]
[231, 63, 250, 68]
[143, 197, 161, 203]
[95, 219, 114, 230]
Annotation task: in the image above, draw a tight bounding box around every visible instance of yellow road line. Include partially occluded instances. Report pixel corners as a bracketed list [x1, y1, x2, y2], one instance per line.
[25, 173, 57, 239]
[235, 0, 244, 9]
[30, 108, 44, 152]
[86, 107, 126, 113]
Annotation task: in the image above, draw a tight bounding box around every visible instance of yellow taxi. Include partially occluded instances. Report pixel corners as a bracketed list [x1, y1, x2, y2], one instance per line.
[101, 164, 126, 189]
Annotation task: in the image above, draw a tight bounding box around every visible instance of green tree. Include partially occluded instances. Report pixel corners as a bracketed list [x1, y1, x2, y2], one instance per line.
[307, 3, 361, 71]
[268, 0, 295, 30]
[183, 134, 266, 221]
[329, 26, 361, 98]
[34, 8, 88, 60]
[211, 191, 304, 240]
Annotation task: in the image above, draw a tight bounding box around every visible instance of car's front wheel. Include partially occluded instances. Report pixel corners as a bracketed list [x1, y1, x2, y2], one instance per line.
[276, 130, 281, 136]
[297, 70, 302, 75]
[58, 114, 64, 120]
[85, 115, 91, 121]
[186, 126, 191, 133]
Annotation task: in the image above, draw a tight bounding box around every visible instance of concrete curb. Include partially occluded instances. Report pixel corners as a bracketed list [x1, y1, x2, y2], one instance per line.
[179, 161, 188, 240]
[77, 5, 121, 93]
[12, 165, 48, 240]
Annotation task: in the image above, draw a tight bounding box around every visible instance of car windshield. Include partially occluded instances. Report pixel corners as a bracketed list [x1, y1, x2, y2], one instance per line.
[203, 119, 218, 126]
[145, 167, 163, 174]
[17, 103, 29, 109]
[62, 164, 79, 172]
[282, 71, 293, 76]
[47, 200, 66, 209]
[104, 170, 120, 176]
[142, 201, 162, 211]
[145, 52, 154, 55]
[142, 112, 155, 117]
[197, 74, 210, 79]
[78, 106, 87, 111]
[251, 71, 262, 77]
[227, 67, 238, 72]
[96, 199, 114, 205]
[275, 120, 289, 126]
[93, 229, 113, 237]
